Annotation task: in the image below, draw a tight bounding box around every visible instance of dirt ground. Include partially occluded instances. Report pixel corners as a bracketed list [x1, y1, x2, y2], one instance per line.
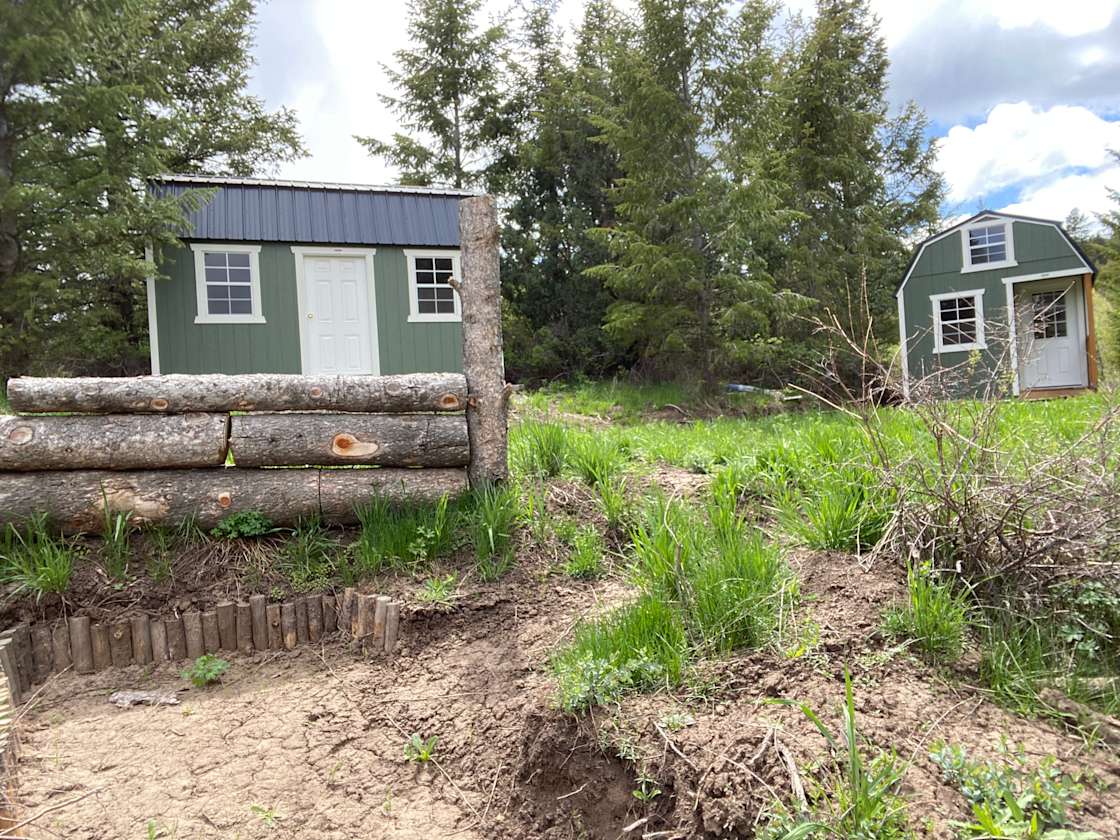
[12, 550, 1120, 839]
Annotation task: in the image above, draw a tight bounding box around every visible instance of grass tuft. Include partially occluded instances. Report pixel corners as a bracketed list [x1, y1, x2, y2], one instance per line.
[0, 515, 76, 599]
[883, 564, 969, 662]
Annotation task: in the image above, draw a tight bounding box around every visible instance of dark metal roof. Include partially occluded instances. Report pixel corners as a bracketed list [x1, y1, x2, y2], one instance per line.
[152, 175, 479, 247]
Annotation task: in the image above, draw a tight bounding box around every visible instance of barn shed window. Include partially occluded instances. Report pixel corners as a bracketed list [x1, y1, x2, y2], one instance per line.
[931, 289, 986, 353]
[1031, 290, 1068, 339]
[961, 220, 1016, 272]
[190, 243, 265, 324]
[405, 250, 461, 323]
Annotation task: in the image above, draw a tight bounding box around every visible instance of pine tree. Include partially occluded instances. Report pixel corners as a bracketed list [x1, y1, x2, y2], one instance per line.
[356, 0, 505, 188]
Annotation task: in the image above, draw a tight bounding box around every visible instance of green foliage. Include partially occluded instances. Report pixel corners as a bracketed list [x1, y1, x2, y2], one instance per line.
[281, 517, 338, 591]
[883, 564, 969, 662]
[765, 671, 912, 840]
[1052, 580, 1120, 666]
[416, 574, 458, 608]
[210, 511, 275, 540]
[467, 484, 518, 581]
[181, 654, 229, 688]
[101, 494, 134, 582]
[553, 638, 671, 713]
[352, 494, 459, 576]
[632, 772, 662, 803]
[930, 741, 1099, 839]
[568, 434, 627, 487]
[562, 525, 604, 580]
[511, 420, 570, 478]
[779, 467, 891, 552]
[0, 515, 76, 599]
[403, 733, 439, 763]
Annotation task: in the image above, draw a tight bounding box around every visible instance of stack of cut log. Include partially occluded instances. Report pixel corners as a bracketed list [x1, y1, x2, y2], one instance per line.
[0, 590, 402, 695]
[0, 372, 472, 532]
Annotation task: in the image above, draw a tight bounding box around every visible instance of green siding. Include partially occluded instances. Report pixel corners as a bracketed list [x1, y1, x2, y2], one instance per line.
[153, 242, 463, 375]
[901, 220, 1087, 386]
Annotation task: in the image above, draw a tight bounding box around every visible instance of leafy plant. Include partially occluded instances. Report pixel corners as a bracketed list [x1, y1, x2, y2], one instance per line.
[416, 573, 457, 608]
[632, 771, 662, 802]
[659, 711, 696, 732]
[249, 804, 281, 828]
[553, 648, 667, 713]
[930, 741, 1099, 839]
[210, 510, 275, 540]
[563, 525, 604, 579]
[352, 495, 459, 575]
[0, 515, 76, 599]
[883, 563, 969, 662]
[181, 654, 229, 688]
[403, 733, 438, 763]
[468, 483, 518, 581]
[281, 517, 337, 590]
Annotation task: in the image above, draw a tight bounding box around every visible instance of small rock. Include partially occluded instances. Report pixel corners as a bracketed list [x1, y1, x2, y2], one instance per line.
[108, 690, 180, 708]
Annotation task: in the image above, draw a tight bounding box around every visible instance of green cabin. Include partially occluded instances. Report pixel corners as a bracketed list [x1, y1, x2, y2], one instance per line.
[896, 211, 1098, 399]
[147, 175, 470, 377]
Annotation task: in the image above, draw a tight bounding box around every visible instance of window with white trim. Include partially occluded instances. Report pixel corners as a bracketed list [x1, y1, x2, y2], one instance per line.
[931, 290, 986, 352]
[405, 250, 461, 322]
[961, 220, 1015, 272]
[191, 244, 265, 324]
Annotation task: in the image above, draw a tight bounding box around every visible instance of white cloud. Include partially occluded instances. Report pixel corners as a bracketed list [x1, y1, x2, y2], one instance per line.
[1000, 165, 1120, 220]
[937, 102, 1120, 205]
[990, 0, 1119, 36]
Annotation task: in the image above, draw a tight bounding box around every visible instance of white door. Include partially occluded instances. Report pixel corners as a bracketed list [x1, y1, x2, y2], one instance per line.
[1015, 278, 1087, 390]
[302, 256, 376, 375]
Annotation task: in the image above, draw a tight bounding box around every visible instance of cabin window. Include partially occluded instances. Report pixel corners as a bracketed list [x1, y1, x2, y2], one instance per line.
[931, 289, 986, 353]
[190, 244, 265, 324]
[1031, 291, 1068, 339]
[961, 220, 1015, 272]
[405, 250, 461, 323]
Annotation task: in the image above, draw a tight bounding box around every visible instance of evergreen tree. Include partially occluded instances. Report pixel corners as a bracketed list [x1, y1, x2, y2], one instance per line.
[356, 0, 504, 188]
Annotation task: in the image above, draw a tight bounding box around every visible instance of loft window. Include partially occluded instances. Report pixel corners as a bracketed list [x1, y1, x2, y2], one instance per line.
[961, 220, 1015, 272]
[1031, 291, 1068, 339]
[405, 250, 461, 322]
[931, 289, 986, 353]
[190, 244, 264, 324]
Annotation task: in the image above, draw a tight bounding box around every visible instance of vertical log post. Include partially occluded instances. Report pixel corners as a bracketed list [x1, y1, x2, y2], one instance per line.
[150, 620, 169, 662]
[131, 616, 153, 665]
[458, 195, 508, 487]
[294, 597, 309, 645]
[51, 623, 72, 673]
[344, 588, 358, 639]
[0, 641, 21, 706]
[7, 625, 33, 692]
[384, 602, 400, 654]
[236, 602, 253, 654]
[372, 596, 389, 652]
[109, 620, 132, 667]
[249, 594, 268, 651]
[307, 596, 323, 643]
[266, 604, 282, 651]
[355, 595, 374, 648]
[183, 613, 204, 660]
[216, 602, 237, 651]
[200, 611, 220, 654]
[166, 617, 188, 661]
[68, 617, 94, 675]
[30, 625, 53, 682]
[91, 624, 112, 670]
[322, 594, 337, 634]
[280, 603, 297, 651]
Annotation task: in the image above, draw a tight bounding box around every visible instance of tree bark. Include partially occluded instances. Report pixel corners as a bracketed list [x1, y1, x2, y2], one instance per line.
[6, 373, 467, 415]
[0, 413, 228, 471]
[229, 413, 467, 468]
[318, 468, 468, 524]
[458, 195, 508, 486]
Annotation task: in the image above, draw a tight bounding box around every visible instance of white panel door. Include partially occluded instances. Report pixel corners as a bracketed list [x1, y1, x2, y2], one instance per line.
[1015, 278, 1087, 390]
[303, 256, 375, 375]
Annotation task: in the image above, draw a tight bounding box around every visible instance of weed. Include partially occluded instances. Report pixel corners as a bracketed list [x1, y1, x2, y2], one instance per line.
[778, 469, 891, 552]
[563, 526, 604, 579]
[101, 493, 133, 582]
[632, 771, 662, 802]
[468, 483, 518, 581]
[181, 654, 229, 688]
[281, 517, 337, 590]
[416, 573, 457, 608]
[249, 804, 281, 828]
[568, 434, 627, 487]
[144, 527, 175, 583]
[553, 648, 667, 713]
[883, 564, 969, 662]
[980, 617, 1051, 715]
[0, 515, 76, 599]
[594, 475, 630, 531]
[930, 740, 1099, 839]
[352, 495, 459, 575]
[210, 510, 275, 540]
[403, 733, 438, 763]
[658, 711, 696, 732]
[513, 421, 569, 477]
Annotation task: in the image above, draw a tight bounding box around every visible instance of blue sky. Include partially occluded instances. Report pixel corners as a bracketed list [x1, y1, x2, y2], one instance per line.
[249, 0, 1120, 225]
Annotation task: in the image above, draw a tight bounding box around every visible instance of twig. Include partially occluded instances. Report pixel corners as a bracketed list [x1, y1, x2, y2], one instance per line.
[556, 783, 587, 801]
[772, 735, 808, 815]
[481, 763, 503, 822]
[653, 723, 699, 772]
[0, 787, 102, 836]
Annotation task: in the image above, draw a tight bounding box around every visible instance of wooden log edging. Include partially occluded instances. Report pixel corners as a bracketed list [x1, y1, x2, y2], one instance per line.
[0, 591, 404, 690]
[6, 373, 468, 415]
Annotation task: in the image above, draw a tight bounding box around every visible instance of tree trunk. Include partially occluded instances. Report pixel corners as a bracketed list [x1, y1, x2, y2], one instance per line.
[229, 413, 467, 468]
[318, 468, 468, 524]
[0, 467, 469, 533]
[0, 413, 228, 471]
[6, 372, 467, 415]
[458, 195, 508, 486]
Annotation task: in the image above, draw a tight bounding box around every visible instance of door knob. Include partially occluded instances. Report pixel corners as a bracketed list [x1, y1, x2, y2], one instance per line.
[307, 313, 314, 319]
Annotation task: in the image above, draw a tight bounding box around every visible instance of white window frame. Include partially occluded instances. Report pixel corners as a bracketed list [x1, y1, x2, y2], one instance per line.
[191, 243, 265, 324]
[960, 220, 1016, 274]
[930, 289, 987, 353]
[404, 249, 462, 323]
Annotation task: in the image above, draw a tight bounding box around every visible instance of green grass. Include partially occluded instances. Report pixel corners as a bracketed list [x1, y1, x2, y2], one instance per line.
[468, 483, 519, 581]
[0, 515, 76, 599]
[562, 525, 605, 579]
[352, 494, 460, 576]
[510, 420, 570, 477]
[883, 564, 969, 662]
[281, 517, 338, 590]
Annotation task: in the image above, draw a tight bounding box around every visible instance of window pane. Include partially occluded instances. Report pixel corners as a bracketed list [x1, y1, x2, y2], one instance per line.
[227, 267, 252, 284]
[435, 271, 453, 285]
[228, 285, 252, 300]
[208, 298, 231, 315]
[436, 299, 455, 314]
[204, 252, 226, 268]
[418, 300, 436, 314]
[434, 257, 453, 271]
[227, 252, 251, 268]
[415, 257, 433, 271]
[229, 299, 252, 315]
[956, 320, 976, 342]
[207, 284, 230, 301]
[417, 287, 435, 300]
[415, 271, 435, 286]
[435, 287, 454, 302]
[205, 267, 228, 283]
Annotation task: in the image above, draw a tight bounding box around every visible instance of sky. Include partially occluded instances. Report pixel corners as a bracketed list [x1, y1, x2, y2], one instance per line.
[248, 0, 1120, 226]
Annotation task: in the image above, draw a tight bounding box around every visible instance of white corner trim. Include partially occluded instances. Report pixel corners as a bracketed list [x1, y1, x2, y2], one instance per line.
[1001, 268, 1088, 285]
[930, 288, 987, 353]
[960, 219, 1016, 274]
[290, 246, 381, 376]
[403, 248, 462, 323]
[896, 290, 910, 401]
[190, 242, 265, 324]
[1004, 278, 1020, 396]
[144, 243, 161, 375]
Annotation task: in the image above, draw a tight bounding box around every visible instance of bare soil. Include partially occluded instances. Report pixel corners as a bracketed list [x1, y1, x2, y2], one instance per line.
[12, 549, 1120, 839]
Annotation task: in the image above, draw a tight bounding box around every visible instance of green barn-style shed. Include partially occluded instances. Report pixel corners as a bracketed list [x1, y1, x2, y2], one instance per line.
[146, 175, 471, 377]
[896, 211, 1098, 399]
